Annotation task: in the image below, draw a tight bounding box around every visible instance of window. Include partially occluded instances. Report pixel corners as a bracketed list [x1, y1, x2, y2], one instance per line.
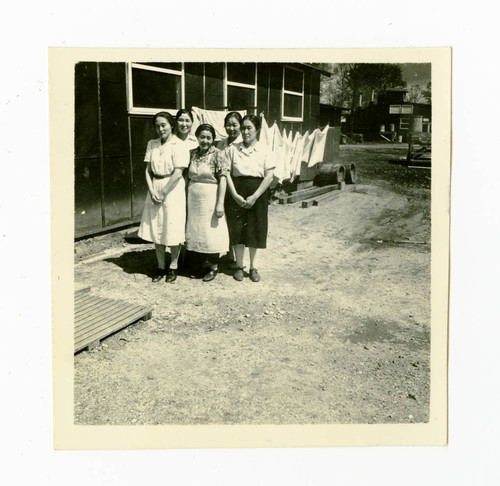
[400, 118, 411, 130]
[282, 66, 304, 121]
[225, 63, 257, 112]
[126, 63, 184, 115]
[389, 104, 414, 115]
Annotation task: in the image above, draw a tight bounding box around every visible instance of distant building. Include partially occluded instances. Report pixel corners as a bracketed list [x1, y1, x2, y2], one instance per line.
[346, 87, 431, 141]
[75, 62, 332, 238]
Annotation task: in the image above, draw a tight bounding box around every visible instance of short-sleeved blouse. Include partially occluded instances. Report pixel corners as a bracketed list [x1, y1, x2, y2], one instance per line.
[172, 133, 199, 151]
[226, 141, 275, 178]
[144, 138, 189, 177]
[217, 134, 243, 151]
[188, 146, 228, 184]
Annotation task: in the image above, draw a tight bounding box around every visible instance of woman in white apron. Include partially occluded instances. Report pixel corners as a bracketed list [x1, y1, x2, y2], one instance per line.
[185, 124, 229, 281]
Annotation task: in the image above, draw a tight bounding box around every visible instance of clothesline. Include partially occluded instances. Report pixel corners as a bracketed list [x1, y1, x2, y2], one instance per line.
[191, 107, 329, 184]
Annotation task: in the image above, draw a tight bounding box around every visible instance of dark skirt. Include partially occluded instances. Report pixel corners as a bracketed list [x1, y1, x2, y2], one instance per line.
[225, 176, 269, 249]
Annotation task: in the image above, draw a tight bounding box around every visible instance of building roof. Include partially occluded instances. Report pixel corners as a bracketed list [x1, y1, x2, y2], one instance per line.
[299, 63, 333, 77]
[320, 103, 350, 114]
[385, 87, 408, 92]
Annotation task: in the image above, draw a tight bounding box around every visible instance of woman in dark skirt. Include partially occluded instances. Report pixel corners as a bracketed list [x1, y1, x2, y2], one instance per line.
[225, 115, 275, 282]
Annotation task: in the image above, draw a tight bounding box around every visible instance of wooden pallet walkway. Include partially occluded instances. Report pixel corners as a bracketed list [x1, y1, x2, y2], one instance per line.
[74, 289, 152, 353]
[278, 184, 338, 204]
[301, 184, 356, 208]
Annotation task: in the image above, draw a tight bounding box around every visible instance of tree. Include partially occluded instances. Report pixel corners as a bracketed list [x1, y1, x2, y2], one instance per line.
[406, 84, 426, 103]
[319, 63, 351, 107]
[422, 81, 431, 103]
[318, 63, 406, 132]
[405, 82, 432, 104]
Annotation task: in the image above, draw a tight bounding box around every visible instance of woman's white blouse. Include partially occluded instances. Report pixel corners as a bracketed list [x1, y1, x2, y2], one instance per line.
[217, 134, 243, 151]
[226, 141, 275, 178]
[144, 138, 189, 177]
[172, 133, 199, 151]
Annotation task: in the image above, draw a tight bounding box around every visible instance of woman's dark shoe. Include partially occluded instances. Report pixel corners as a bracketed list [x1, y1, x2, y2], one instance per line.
[152, 269, 165, 283]
[233, 267, 245, 282]
[202, 268, 218, 282]
[249, 268, 261, 282]
[165, 268, 177, 283]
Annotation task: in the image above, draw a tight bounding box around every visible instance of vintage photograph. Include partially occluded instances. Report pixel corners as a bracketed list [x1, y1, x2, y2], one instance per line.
[51, 49, 450, 448]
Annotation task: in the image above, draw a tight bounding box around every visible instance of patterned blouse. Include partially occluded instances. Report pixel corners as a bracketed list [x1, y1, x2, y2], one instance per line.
[188, 146, 228, 185]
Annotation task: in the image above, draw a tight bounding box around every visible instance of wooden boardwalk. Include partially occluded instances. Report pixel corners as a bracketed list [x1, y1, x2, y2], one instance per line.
[74, 288, 152, 353]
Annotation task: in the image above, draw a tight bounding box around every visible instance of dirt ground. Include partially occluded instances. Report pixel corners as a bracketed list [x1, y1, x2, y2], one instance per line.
[74, 143, 431, 425]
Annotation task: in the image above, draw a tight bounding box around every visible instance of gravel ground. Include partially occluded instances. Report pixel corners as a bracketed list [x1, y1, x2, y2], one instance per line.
[74, 143, 431, 425]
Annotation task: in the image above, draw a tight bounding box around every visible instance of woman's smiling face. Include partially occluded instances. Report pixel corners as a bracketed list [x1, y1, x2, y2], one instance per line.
[225, 117, 241, 139]
[197, 130, 213, 151]
[154, 117, 172, 141]
[177, 114, 193, 136]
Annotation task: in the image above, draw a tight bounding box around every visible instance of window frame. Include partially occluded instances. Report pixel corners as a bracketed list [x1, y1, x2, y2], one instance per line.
[389, 104, 414, 115]
[126, 62, 185, 116]
[223, 62, 258, 113]
[281, 65, 305, 122]
[400, 118, 411, 130]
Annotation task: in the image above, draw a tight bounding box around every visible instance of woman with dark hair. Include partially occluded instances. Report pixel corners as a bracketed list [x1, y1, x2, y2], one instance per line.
[185, 124, 229, 281]
[138, 111, 189, 283]
[217, 111, 243, 150]
[174, 108, 198, 150]
[225, 114, 275, 282]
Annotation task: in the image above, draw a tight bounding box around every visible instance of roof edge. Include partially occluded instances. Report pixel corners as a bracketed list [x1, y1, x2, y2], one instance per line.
[298, 63, 332, 77]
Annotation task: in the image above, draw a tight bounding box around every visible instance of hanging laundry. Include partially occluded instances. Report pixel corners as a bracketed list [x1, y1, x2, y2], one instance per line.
[281, 128, 289, 182]
[308, 125, 330, 167]
[301, 130, 316, 163]
[286, 131, 294, 181]
[281, 128, 294, 182]
[259, 115, 273, 152]
[289, 131, 304, 181]
[191, 107, 246, 141]
[272, 124, 287, 184]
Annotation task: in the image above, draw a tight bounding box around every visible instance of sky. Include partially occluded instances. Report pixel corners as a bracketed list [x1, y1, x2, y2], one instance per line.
[401, 63, 431, 87]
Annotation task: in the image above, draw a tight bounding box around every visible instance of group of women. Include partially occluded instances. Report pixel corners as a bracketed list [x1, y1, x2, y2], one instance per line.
[138, 109, 275, 284]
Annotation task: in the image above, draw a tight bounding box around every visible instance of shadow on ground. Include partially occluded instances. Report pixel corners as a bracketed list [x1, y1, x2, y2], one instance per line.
[105, 249, 160, 278]
[105, 248, 237, 279]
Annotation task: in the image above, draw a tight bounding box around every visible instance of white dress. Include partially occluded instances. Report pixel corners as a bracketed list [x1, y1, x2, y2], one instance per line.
[138, 137, 189, 246]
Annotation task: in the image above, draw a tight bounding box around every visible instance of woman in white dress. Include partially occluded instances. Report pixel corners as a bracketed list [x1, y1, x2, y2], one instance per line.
[185, 124, 229, 282]
[138, 112, 189, 283]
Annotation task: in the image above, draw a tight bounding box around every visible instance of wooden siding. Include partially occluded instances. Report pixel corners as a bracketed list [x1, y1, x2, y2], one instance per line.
[204, 63, 224, 110]
[185, 63, 204, 109]
[75, 62, 103, 235]
[99, 63, 133, 227]
[257, 63, 270, 116]
[129, 116, 155, 221]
